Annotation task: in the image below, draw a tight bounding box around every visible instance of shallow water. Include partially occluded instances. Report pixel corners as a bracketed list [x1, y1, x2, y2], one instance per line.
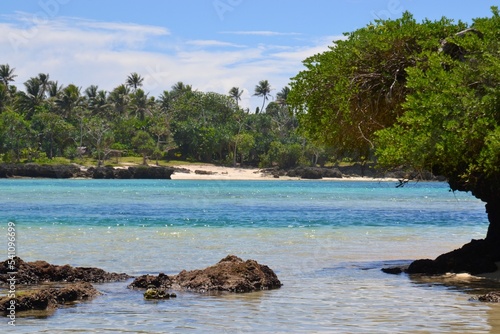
[1, 179, 499, 333]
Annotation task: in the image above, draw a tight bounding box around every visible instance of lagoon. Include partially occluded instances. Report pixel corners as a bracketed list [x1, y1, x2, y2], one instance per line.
[1, 179, 499, 333]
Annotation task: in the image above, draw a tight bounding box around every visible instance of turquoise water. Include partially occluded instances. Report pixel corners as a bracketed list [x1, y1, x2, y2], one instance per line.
[2, 179, 500, 333]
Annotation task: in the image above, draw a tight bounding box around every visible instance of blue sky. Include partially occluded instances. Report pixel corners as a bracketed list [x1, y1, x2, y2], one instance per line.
[1, 0, 497, 110]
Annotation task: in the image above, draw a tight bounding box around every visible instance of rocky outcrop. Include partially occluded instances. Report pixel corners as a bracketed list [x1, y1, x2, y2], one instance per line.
[286, 167, 343, 179]
[128, 273, 173, 289]
[85, 166, 175, 179]
[382, 239, 500, 276]
[0, 257, 131, 285]
[0, 163, 80, 178]
[406, 239, 500, 275]
[0, 282, 100, 315]
[129, 255, 282, 294]
[0, 163, 175, 179]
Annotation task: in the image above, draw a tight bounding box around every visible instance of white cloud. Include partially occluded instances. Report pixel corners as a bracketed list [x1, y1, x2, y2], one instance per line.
[185, 39, 246, 48]
[0, 14, 333, 111]
[220, 30, 302, 36]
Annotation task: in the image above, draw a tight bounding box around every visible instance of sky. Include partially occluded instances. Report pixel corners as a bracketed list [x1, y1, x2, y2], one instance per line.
[0, 0, 498, 110]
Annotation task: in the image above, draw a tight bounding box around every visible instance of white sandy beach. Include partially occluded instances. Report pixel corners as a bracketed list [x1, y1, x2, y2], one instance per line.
[170, 163, 399, 182]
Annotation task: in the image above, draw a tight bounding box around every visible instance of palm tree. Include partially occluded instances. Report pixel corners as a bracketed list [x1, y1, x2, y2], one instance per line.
[85, 85, 109, 116]
[17, 77, 44, 119]
[47, 80, 62, 98]
[126, 72, 144, 91]
[37, 73, 51, 97]
[0, 64, 17, 87]
[253, 80, 272, 113]
[228, 87, 243, 107]
[276, 86, 290, 107]
[55, 84, 82, 119]
[130, 88, 153, 120]
[157, 90, 171, 113]
[108, 84, 130, 116]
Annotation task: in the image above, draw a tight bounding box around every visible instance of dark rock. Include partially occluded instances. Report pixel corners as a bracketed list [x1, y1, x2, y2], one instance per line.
[143, 287, 175, 300]
[0, 163, 80, 178]
[406, 239, 500, 275]
[381, 266, 405, 275]
[114, 168, 133, 179]
[128, 273, 173, 289]
[174, 255, 282, 293]
[128, 166, 174, 179]
[129, 255, 282, 294]
[287, 167, 342, 179]
[173, 167, 191, 174]
[195, 169, 216, 175]
[85, 166, 174, 179]
[477, 291, 500, 303]
[0, 257, 131, 285]
[0, 282, 100, 314]
[88, 166, 115, 179]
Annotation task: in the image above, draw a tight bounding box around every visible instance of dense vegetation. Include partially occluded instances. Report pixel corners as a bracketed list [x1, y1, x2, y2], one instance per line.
[289, 7, 500, 243]
[0, 69, 324, 168]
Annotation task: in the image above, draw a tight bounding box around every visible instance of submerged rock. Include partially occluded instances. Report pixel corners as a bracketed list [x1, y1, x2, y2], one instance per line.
[0, 282, 100, 314]
[143, 286, 177, 300]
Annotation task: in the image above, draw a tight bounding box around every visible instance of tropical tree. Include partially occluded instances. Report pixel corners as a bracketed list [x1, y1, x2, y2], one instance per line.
[17, 77, 45, 119]
[37, 73, 51, 97]
[253, 80, 272, 113]
[126, 72, 144, 91]
[31, 110, 74, 159]
[376, 8, 500, 244]
[289, 12, 463, 162]
[276, 86, 290, 107]
[0, 64, 17, 88]
[85, 117, 114, 167]
[228, 87, 244, 107]
[55, 84, 82, 119]
[132, 130, 155, 165]
[0, 109, 32, 162]
[289, 7, 500, 267]
[47, 81, 62, 99]
[130, 88, 153, 120]
[149, 112, 175, 165]
[108, 84, 130, 117]
[85, 85, 109, 117]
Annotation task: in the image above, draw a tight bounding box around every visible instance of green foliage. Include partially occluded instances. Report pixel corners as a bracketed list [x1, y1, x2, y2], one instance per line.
[259, 141, 304, 169]
[376, 8, 500, 200]
[289, 12, 465, 160]
[0, 109, 32, 162]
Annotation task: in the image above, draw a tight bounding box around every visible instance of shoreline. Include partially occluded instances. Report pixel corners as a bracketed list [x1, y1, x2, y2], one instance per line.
[0, 162, 436, 182]
[170, 163, 401, 182]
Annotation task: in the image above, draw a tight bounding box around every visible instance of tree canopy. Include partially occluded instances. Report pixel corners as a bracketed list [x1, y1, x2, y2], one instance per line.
[289, 7, 500, 242]
[0, 68, 311, 169]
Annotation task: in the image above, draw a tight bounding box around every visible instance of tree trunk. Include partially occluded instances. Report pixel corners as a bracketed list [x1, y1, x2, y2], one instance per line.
[485, 202, 500, 245]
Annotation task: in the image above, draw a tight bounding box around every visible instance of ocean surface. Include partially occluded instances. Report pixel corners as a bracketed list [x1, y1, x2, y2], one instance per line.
[1, 179, 500, 333]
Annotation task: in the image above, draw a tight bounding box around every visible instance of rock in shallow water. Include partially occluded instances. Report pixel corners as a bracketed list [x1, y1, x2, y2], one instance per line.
[0, 282, 100, 314]
[129, 255, 283, 294]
